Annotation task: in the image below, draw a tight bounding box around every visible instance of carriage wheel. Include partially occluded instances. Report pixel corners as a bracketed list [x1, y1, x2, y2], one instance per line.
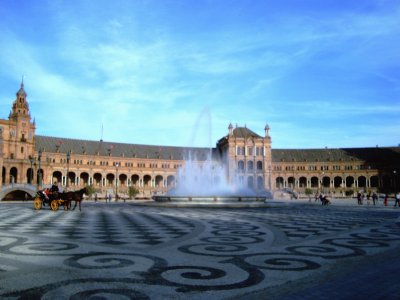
[50, 200, 59, 211]
[33, 197, 42, 210]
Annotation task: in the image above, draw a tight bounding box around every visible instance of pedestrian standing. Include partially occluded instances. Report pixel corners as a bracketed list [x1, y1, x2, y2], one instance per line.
[384, 193, 389, 206]
[357, 192, 362, 205]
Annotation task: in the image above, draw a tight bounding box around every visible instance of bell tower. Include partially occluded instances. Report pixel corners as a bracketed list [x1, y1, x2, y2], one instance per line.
[5, 80, 36, 162]
[9, 80, 31, 121]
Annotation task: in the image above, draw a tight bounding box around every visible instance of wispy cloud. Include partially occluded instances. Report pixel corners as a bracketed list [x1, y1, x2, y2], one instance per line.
[0, 0, 399, 148]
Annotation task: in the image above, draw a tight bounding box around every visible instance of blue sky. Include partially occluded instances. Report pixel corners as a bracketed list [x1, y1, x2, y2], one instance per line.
[0, 0, 399, 149]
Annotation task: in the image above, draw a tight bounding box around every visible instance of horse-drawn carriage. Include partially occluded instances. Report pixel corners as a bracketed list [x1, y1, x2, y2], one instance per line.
[33, 185, 88, 211]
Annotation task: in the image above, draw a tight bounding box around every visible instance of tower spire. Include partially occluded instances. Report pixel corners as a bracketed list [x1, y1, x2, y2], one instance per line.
[264, 123, 270, 137]
[10, 80, 30, 120]
[228, 122, 233, 136]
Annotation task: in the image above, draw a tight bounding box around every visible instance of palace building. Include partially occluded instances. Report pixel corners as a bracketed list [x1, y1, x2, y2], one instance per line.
[1, 82, 399, 200]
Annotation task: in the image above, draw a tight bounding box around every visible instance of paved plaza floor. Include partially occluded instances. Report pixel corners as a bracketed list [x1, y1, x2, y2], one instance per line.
[0, 199, 399, 299]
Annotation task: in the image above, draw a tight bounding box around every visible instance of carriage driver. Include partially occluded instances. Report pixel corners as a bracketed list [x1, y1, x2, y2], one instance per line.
[50, 183, 59, 193]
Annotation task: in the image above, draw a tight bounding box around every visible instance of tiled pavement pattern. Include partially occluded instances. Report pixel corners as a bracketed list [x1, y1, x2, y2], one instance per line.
[0, 201, 399, 299]
[0, 206, 197, 248]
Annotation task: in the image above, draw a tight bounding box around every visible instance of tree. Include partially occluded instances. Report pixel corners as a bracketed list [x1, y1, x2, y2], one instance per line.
[305, 188, 313, 200]
[85, 185, 96, 198]
[128, 186, 139, 199]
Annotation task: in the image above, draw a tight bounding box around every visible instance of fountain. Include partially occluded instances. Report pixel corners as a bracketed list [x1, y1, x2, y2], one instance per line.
[153, 152, 268, 204]
[153, 111, 271, 204]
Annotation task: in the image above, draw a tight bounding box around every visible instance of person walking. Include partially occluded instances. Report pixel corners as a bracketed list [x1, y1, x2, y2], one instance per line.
[372, 192, 378, 206]
[394, 192, 400, 207]
[357, 192, 362, 205]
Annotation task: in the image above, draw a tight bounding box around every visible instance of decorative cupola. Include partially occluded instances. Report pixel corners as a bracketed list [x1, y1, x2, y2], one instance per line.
[264, 123, 270, 137]
[9, 80, 31, 121]
[228, 123, 233, 136]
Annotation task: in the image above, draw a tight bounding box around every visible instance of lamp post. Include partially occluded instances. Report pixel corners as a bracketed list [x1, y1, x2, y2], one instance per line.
[115, 162, 119, 201]
[66, 150, 71, 190]
[268, 165, 271, 190]
[394, 170, 397, 193]
[29, 156, 34, 184]
[37, 149, 42, 189]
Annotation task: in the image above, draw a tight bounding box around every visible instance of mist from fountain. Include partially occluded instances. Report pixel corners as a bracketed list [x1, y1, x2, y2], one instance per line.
[167, 152, 257, 197]
[165, 108, 259, 198]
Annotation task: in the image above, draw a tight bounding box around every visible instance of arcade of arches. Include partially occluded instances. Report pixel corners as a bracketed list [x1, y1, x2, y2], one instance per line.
[1, 82, 400, 199]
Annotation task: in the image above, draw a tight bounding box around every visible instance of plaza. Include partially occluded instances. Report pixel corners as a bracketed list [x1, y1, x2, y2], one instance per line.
[1, 199, 399, 299]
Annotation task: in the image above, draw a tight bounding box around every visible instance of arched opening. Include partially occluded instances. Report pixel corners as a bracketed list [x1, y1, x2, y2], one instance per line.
[155, 175, 163, 187]
[67, 171, 76, 187]
[256, 161, 263, 171]
[299, 176, 307, 188]
[80, 172, 89, 186]
[27, 168, 34, 184]
[106, 173, 114, 187]
[10, 167, 18, 184]
[370, 175, 379, 188]
[167, 175, 175, 187]
[288, 176, 295, 189]
[52, 171, 62, 185]
[143, 175, 151, 187]
[131, 174, 139, 186]
[311, 176, 319, 188]
[346, 176, 354, 188]
[119, 174, 127, 187]
[2, 167, 6, 184]
[334, 176, 342, 188]
[358, 176, 367, 188]
[276, 177, 284, 189]
[94, 173, 102, 187]
[322, 176, 330, 188]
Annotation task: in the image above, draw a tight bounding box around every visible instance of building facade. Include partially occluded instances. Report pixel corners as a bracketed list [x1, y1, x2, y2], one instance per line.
[1, 83, 399, 200]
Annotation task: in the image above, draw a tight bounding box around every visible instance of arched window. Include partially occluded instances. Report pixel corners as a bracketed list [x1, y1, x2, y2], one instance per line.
[238, 161, 245, 172]
[257, 176, 264, 189]
[247, 176, 254, 188]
